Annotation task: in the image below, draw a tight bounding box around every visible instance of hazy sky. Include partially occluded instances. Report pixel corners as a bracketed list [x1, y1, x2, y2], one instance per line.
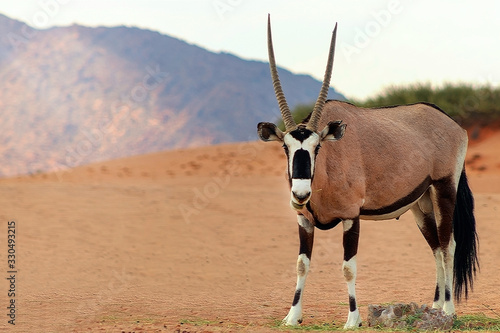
[1, 0, 499, 99]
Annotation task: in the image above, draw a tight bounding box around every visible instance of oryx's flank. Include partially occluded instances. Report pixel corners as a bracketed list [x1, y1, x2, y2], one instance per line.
[258, 15, 479, 329]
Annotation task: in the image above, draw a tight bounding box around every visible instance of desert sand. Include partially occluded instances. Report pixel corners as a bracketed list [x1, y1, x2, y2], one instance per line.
[0, 131, 499, 332]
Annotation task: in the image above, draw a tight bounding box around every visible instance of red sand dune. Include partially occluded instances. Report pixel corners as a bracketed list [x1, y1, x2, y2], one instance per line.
[1, 131, 499, 332]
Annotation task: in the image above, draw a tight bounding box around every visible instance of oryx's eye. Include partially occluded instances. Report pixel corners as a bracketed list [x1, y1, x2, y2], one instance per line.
[315, 144, 321, 155]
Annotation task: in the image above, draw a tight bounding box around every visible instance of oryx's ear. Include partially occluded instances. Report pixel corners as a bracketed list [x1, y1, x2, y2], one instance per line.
[257, 122, 284, 142]
[320, 121, 346, 141]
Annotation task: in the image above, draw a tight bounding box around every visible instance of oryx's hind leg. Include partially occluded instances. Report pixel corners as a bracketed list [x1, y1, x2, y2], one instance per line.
[283, 214, 314, 326]
[413, 179, 457, 315]
[429, 178, 457, 315]
[411, 190, 446, 310]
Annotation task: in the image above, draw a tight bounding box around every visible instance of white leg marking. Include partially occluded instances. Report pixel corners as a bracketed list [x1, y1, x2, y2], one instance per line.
[283, 214, 313, 326]
[298, 214, 314, 234]
[442, 239, 456, 315]
[343, 256, 357, 283]
[342, 219, 353, 232]
[432, 249, 445, 309]
[297, 254, 310, 278]
[345, 309, 361, 330]
[411, 201, 446, 310]
[343, 256, 361, 329]
[283, 254, 310, 325]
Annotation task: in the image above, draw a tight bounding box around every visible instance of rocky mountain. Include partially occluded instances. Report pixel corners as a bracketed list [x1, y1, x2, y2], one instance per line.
[0, 14, 344, 177]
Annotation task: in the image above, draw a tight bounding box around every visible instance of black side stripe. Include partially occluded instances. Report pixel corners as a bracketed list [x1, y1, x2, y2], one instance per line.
[360, 176, 432, 216]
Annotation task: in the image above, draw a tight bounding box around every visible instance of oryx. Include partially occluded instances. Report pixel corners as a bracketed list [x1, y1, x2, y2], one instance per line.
[258, 15, 479, 329]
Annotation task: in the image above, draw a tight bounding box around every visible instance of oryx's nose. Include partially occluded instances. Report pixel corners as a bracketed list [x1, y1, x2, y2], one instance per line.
[292, 191, 311, 203]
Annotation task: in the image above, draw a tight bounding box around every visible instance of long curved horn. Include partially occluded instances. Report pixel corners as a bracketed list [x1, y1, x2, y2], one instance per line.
[268, 14, 296, 131]
[307, 23, 338, 132]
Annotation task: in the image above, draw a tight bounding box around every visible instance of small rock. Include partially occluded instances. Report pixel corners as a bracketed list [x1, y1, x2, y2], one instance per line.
[367, 303, 454, 330]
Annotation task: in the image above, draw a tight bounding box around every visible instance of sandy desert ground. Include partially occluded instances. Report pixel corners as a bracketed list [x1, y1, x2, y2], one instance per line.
[0, 129, 499, 332]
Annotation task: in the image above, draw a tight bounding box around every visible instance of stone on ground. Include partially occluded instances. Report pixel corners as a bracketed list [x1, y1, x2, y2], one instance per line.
[367, 302, 454, 330]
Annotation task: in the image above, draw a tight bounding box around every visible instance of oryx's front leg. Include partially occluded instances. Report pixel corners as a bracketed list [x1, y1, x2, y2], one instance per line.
[283, 214, 314, 326]
[342, 218, 362, 329]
